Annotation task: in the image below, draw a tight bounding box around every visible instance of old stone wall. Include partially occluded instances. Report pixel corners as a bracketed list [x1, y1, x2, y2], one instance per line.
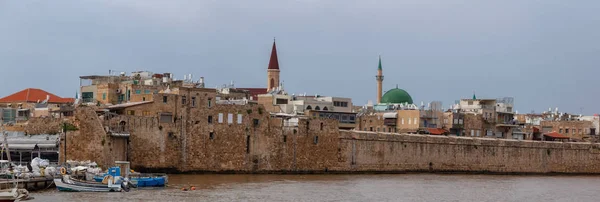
[24, 117, 62, 135]
[59, 107, 107, 166]
[335, 131, 600, 174]
[61, 98, 600, 174]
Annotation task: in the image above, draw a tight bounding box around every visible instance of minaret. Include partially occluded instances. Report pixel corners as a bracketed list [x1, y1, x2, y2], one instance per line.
[267, 38, 280, 91]
[376, 56, 384, 104]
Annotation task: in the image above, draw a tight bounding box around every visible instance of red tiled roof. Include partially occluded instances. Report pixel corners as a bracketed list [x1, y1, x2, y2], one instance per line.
[543, 132, 570, 139]
[427, 128, 448, 135]
[267, 40, 279, 70]
[237, 88, 268, 100]
[0, 88, 74, 104]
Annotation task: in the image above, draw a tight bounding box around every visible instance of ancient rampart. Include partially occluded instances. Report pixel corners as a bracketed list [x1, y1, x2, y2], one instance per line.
[65, 107, 600, 174]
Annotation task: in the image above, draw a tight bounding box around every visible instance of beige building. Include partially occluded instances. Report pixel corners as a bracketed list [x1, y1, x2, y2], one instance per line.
[357, 109, 420, 133]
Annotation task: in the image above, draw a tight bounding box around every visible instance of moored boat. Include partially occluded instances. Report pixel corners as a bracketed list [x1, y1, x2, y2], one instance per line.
[55, 175, 126, 192]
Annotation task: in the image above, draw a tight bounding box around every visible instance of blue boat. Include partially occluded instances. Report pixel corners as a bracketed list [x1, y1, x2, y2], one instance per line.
[93, 167, 167, 187]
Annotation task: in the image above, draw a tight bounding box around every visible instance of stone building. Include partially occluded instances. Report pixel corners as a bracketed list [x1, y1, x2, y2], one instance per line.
[79, 71, 201, 105]
[540, 120, 595, 140]
[453, 96, 520, 139]
[62, 90, 341, 172]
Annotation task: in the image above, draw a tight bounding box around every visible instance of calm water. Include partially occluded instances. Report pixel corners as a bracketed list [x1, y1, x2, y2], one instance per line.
[34, 174, 600, 202]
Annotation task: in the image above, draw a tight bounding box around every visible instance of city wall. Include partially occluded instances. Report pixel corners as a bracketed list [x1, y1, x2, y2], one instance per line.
[65, 107, 600, 174]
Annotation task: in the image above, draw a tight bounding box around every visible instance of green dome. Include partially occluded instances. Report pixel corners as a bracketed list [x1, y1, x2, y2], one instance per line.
[380, 88, 413, 104]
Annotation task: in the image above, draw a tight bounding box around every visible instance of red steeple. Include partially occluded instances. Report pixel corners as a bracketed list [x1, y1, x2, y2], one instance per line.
[267, 39, 279, 70]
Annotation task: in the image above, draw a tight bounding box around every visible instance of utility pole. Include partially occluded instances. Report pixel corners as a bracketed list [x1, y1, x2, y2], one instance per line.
[63, 123, 67, 164]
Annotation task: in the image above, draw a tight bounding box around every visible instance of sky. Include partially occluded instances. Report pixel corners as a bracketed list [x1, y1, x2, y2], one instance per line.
[0, 0, 599, 114]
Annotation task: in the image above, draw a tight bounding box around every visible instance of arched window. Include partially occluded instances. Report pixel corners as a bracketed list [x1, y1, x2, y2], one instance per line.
[323, 107, 328, 111]
[315, 106, 321, 110]
[306, 105, 312, 110]
[320, 122, 324, 130]
[270, 78, 275, 89]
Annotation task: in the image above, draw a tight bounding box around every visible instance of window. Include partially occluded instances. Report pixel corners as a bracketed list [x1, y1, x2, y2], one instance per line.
[414, 118, 417, 125]
[559, 128, 563, 133]
[237, 114, 243, 124]
[127, 90, 131, 100]
[246, 136, 250, 153]
[573, 129, 575, 134]
[283, 135, 287, 143]
[135, 90, 141, 94]
[142, 97, 146, 101]
[459, 119, 463, 124]
[363, 128, 367, 131]
[377, 127, 380, 132]
[182, 96, 187, 105]
[476, 130, 480, 137]
[163, 96, 168, 103]
[313, 136, 319, 144]
[320, 122, 324, 130]
[444, 119, 448, 124]
[81, 92, 94, 101]
[142, 111, 151, 116]
[160, 113, 173, 123]
[209, 132, 214, 140]
[127, 110, 135, 115]
[454, 119, 458, 124]
[334, 101, 348, 107]
[192, 97, 196, 107]
[276, 99, 288, 104]
[227, 113, 233, 124]
[208, 115, 213, 124]
[408, 118, 412, 125]
[306, 105, 312, 110]
[471, 130, 474, 136]
[218, 113, 223, 123]
[315, 106, 321, 110]
[402, 118, 405, 125]
[565, 129, 569, 134]
[370, 127, 373, 131]
[102, 93, 106, 100]
[468, 101, 473, 105]
[208, 98, 212, 108]
[144, 90, 151, 94]
[323, 107, 328, 111]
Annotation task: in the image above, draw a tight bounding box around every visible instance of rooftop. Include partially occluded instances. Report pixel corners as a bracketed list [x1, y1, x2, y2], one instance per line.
[0, 88, 74, 104]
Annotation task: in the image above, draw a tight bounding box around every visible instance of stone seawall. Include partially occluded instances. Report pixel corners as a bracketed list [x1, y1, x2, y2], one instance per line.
[334, 131, 600, 174]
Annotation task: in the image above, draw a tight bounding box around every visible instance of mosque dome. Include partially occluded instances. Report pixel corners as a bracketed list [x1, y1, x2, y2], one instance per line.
[380, 88, 413, 104]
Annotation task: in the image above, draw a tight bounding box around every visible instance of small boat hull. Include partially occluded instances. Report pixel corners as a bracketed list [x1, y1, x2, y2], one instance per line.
[55, 176, 122, 192]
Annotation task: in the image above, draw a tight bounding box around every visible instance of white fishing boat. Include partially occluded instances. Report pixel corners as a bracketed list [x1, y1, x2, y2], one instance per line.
[54, 175, 124, 192]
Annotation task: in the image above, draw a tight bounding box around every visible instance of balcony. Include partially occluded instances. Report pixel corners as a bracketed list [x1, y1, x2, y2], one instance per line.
[82, 98, 95, 103]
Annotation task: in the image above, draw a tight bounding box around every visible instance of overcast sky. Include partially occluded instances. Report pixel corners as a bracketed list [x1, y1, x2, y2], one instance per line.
[1, 0, 599, 114]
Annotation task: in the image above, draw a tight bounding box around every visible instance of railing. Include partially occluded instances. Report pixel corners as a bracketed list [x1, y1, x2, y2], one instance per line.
[82, 98, 95, 103]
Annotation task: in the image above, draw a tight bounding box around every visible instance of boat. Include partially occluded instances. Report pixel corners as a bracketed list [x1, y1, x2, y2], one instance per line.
[54, 175, 125, 192]
[92, 161, 167, 187]
[92, 173, 167, 187]
[0, 188, 18, 202]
